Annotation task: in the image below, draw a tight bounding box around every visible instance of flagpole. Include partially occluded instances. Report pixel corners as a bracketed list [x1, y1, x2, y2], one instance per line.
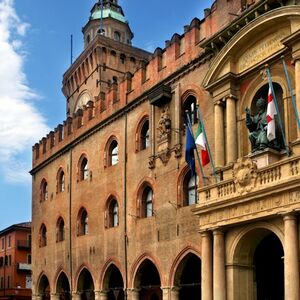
[186, 112, 206, 185]
[197, 106, 218, 183]
[266, 67, 290, 155]
[281, 56, 300, 130]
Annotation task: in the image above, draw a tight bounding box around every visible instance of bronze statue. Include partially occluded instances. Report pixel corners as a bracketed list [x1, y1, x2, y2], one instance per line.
[245, 97, 283, 152]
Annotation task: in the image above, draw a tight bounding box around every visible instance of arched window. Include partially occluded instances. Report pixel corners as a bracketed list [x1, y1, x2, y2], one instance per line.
[114, 31, 121, 42]
[57, 169, 65, 193]
[183, 95, 198, 125]
[56, 218, 65, 242]
[108, 199, 119, 228]
[183, 171, 198, 206]
[39, 224, 47, 247]
[120, 54, 126, 64]
[141, 186, 153, 218]
[109, 140, 119, 166]
[78, 209, 88, 236]
[40, 180, 48, 202]
[79, 157, 89, 181]
[86, 34, 91, 44]
[138, 119, 150, 151]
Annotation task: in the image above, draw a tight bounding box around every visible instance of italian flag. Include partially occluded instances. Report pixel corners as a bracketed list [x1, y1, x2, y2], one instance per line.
[195, 121, 210, 166]
[267, 85, 277, 141]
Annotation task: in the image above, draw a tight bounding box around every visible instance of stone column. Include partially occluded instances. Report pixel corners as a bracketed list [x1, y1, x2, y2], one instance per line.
[201, 231, 213, 300]
[50, 294, 60, 300]
[94, 291, 108, 300]
[214, 101, 225, 167]
[283, 213, 300, 300]
[32, 295, 43, 300]
[162, 287, 170, 300]
[72, 292, 81, 300]
[213, 229, 226, 300]
[170, 287, 180, 300]
[295, 59, 300, 138]
[127, 289, 139, 300]
[226, 95, 237, 164]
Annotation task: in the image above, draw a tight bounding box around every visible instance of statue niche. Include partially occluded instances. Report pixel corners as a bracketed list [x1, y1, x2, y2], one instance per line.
[245, 83, 284, 152]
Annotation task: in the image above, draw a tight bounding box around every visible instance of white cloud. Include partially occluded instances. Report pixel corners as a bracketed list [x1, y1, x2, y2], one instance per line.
[0, 0, 49, 183]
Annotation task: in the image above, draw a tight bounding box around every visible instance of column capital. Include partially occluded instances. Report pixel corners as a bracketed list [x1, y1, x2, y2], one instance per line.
[200, 230, 212, 238]
[214, 99, 225, 106]
[282, 212, 298, 221]
[223, 94, 238, 102]
[212, 228, 225, 236]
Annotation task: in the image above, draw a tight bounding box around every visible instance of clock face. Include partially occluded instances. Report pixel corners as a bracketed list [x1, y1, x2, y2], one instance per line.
[75, 92, 91, 113]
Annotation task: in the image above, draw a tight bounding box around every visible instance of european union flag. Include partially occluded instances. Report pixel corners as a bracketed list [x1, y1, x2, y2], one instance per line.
[185, 125, 196, 175]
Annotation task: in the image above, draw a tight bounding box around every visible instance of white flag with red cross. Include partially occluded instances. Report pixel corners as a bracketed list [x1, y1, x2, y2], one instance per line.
[267, 85, 277, 141]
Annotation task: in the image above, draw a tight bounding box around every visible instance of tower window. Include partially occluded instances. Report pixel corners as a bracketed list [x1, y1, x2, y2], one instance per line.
[86, 34, 91, 44]
[40, 180, 48, 202]
[114, 31, 121, 42]
[78, 209, 89, 236]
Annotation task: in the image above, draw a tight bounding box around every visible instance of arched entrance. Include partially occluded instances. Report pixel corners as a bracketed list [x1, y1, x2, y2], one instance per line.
[56, 272, 71, 300]
[254, 233, 284, 300]
[77, 268, 95, 300]
[232, 228, 284, 300]
[103, 264, 124, 300]
[173, 253, 201, 299]
[38, 274, 50, 300]
[134, 259, 162, 300]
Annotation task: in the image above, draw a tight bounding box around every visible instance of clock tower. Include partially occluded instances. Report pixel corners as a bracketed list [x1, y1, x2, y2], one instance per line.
[62, 0, 151, 115]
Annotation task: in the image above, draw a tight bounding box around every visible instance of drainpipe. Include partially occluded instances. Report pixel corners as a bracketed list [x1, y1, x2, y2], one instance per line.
[69, 149, 73, 299]
[123, 96, 129, 300]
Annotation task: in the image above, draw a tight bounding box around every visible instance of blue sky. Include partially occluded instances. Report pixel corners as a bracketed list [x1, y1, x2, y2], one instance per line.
[0, 0, 212, 229]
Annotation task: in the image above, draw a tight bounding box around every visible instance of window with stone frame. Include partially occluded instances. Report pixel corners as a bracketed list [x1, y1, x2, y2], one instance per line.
[77, 208, 89, 236]
[40, 179, 48, 202]
[39, 224, 47, 247]
[56, 217, 65, 242]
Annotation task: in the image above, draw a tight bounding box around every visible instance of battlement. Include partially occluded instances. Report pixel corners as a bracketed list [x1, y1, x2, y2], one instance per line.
[33, 0, 251, 168]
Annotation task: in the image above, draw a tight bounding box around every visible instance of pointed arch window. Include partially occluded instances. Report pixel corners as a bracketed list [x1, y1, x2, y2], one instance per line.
[183, 95, 198, 125]
[56, 218, 65, 242]
[108, 199, 119, 228]
[109, 140, 119, 166]
[79, 157, 89, 181]
[183, 171, 198, 206]
[78, 209, 88, 236]
[40, 180, 48, 202]
[57, 169, 65, 193]
[140, 186, 153, 218]
[140, 120, 150, 150]
[39, 224, 47, 247]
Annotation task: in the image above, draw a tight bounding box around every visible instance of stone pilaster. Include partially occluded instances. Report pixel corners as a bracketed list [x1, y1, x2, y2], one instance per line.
[214, 101, 225, 167]
[201, 231, 213, 300]
[50, 294, 60, 300]
[213, 229, 226, 300]
[283, 213, 300, 300]
[225, 95, 237, 164]
[72, 292, 81, 300]
[94, 290, 108, 300]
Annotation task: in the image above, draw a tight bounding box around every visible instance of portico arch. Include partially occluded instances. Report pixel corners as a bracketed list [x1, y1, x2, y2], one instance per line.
[37, 274, 50, 300]
[229, 226, 284, 300]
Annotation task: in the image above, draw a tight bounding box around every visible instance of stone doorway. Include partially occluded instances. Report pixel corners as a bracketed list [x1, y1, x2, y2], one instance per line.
[254, 233, 284, 300]
[134, 259, 162, 300]
[173, 253, 201, 300]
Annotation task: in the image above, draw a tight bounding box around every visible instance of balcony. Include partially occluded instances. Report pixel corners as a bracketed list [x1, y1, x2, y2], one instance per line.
[17, 240, 31, 249]
[194, 151, 300, 231]
[17, 263, 31, 271]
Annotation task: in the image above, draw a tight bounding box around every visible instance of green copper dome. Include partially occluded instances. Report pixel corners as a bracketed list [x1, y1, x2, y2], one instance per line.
[91, 8, 127, 23]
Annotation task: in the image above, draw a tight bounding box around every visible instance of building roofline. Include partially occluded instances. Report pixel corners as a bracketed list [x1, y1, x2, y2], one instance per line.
[0, 222, 31, 236]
